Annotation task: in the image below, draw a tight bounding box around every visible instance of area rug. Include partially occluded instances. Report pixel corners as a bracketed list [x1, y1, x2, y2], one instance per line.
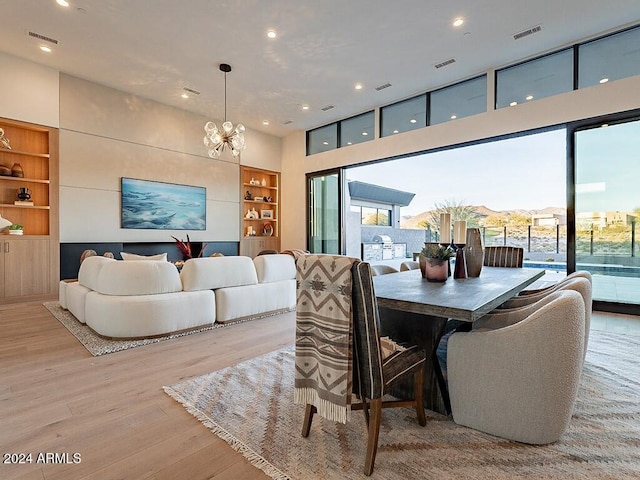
[164, 330, 640, 480]
[43, 302, 287, 357]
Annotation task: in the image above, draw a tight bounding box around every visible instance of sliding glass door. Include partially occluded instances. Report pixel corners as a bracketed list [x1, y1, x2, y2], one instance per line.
[307, 170, 342, 254]
[574, 117, 640, 308]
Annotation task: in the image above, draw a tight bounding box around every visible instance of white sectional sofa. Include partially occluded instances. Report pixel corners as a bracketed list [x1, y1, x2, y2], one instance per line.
[60, 254, 296, 339]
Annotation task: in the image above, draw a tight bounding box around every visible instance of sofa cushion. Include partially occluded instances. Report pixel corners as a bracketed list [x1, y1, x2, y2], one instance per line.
[78, 255, 117, 291]
[181, 256, 258, 292]
[253, 254, 296, 283]
[95, 260, 182, 296]
[120, 252, 168, 262]
[214, 280, 295, 324]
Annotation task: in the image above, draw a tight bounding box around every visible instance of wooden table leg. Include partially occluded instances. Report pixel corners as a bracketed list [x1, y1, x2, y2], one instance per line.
[378, 307, 449, 414]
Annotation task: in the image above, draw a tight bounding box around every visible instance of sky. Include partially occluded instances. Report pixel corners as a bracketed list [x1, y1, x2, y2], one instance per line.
[347, 129, 567, 216]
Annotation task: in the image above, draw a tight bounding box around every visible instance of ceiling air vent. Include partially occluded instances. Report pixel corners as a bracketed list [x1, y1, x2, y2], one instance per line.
[375, 83, 392, 91]
[321, 105, 335, 111]
[182, 87, 200, 95]
[434, 58, 456, 69]
[27, 31, 59, 45]
[513, 25, 542, 41]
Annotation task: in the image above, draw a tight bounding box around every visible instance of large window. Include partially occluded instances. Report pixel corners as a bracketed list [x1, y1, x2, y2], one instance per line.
[380, 94, 427, 137]
[496, 49, 574, 109]
[578, 26, 640, 88]
[574, 117, 640, 306]
[430, 75, 487, 125]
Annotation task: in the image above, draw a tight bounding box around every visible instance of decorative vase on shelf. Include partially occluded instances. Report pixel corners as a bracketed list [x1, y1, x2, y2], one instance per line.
[261, 178, 267, 186]
[464, 228, 484, 277]
[11, 163, 24, 178]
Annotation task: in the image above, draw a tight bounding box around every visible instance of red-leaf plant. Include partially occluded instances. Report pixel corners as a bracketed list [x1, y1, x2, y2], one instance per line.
[171, 235, 207, 259]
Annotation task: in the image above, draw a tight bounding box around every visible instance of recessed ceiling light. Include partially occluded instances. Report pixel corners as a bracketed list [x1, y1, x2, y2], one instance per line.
[56, 0, 70, 7]
[39, 45, 52, 53]
[393, 130, 399, 134]
[525, 95, 534, 101]
[453, 17, 464, 27]
[450, 115, 457, 120]
[262, 120, 269, 125]
[362, 132, 368, 136]
[322, 141, 329, 145]
[267, 30, 277, 39]
[181, 93, 189, 99]
[601, 123, 609, 128]
[599, 77, 609, 84]
[410, 119, 417, 124]
[301, 105, 310, 110]
[347, 142, 352, 145]
[354, 83, 363, 90]
[510, 101, 518, 107]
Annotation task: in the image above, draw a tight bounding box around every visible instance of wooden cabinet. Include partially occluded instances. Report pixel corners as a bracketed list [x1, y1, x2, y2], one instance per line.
[2, 237, 50, 298]
[0, 117, 59, 303]
[239, 167, 280, 257]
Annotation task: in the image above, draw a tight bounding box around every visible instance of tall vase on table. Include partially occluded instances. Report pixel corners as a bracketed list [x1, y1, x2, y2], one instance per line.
[464, 227, 484, 277]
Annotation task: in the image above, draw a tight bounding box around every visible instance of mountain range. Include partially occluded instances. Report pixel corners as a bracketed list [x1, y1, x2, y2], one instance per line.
[400, 205, 565, 229]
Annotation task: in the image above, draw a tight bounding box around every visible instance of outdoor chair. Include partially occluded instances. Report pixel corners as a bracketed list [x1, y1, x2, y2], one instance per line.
[447, 290, 585, 444]
[295, 255, 426, 475]
[483, 246, 524, 268]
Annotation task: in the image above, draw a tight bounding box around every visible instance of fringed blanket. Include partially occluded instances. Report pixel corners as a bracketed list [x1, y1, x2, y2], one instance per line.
[294, 254, 357, 424]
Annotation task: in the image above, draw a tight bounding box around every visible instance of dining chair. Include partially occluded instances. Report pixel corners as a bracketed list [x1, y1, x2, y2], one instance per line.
[399, 260, 420, 271]
[295, 255, 426, 476]
[495, 276, 592, 360]
[519, 270, 592, 295]
[447, 290, 585, 444]
[371, 264, 399, 276]
[483, 246, 524, 268]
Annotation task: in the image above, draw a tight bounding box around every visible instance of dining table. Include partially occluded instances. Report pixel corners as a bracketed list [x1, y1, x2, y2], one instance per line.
[372, 266, 545, 414]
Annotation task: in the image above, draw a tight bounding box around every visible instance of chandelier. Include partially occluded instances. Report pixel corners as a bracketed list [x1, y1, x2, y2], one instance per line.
[203, 63, 246, 158]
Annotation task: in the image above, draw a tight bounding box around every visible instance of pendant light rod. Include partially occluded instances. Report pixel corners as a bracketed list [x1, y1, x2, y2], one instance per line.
[220, 63, 231, 122]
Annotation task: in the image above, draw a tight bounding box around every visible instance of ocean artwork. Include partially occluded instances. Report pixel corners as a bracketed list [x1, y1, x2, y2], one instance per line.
[121, 178, 206, 230]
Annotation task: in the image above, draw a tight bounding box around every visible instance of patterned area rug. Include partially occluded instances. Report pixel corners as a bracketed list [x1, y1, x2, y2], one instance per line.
[43, 302, 284, 356]
[165, 330, 640, 480]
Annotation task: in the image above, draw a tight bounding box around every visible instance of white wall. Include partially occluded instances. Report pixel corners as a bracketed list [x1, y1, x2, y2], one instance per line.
[0, 51, 59, 127]
[280, 75, 640, 251]
[54, 74, 282, 243]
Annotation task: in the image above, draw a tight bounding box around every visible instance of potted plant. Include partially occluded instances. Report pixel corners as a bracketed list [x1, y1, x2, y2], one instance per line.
[419, 243, 455, 282]
[8, 223, 24, 235]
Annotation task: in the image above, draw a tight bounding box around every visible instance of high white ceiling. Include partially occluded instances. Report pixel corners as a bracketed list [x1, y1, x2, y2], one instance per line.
[1, 1, 640, 137]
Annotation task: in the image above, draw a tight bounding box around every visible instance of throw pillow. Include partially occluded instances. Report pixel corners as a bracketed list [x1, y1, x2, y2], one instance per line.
[120, 252, 168, 262]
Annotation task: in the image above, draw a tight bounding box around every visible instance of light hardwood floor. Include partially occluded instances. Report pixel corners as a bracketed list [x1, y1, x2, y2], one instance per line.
[1, 302, 639, 480]
[0, 301, 295, 480]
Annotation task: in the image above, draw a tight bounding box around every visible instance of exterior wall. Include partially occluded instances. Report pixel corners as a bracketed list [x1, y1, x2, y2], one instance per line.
[280, 75, 640, 251]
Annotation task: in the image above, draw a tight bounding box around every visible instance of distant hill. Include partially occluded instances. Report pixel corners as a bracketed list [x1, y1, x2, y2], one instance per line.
[400, 206, 565, 229]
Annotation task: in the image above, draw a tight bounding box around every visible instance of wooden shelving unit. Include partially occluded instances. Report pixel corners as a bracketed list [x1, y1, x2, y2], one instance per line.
[239, 166, 280, 257]
[0, 117, 59, 302]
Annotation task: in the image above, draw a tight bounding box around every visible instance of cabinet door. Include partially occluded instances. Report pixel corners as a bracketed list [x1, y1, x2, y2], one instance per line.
[0, 241, 4, 297]
[3, 238, 50, 297]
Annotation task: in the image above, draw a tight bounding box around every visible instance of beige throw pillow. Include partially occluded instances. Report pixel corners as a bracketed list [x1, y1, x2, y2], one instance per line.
[120, 252, 168, 262]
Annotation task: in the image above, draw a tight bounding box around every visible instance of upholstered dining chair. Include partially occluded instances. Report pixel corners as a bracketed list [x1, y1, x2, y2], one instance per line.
[399, 260, 420, 271]
[483, 246, 524, 268]
[495, 275, 592, 360]
[447, 290, 585, 444]
[370, 264, 399, 276]
[519, 270, 592, 295]
[295, 255, 426, 476]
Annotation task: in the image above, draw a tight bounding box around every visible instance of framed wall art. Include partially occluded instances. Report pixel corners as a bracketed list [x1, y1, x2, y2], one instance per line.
[121, 177, 206, 230]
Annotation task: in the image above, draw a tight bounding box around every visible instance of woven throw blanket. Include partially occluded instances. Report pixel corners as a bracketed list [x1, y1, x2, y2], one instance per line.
[294, 254, 358, 424]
